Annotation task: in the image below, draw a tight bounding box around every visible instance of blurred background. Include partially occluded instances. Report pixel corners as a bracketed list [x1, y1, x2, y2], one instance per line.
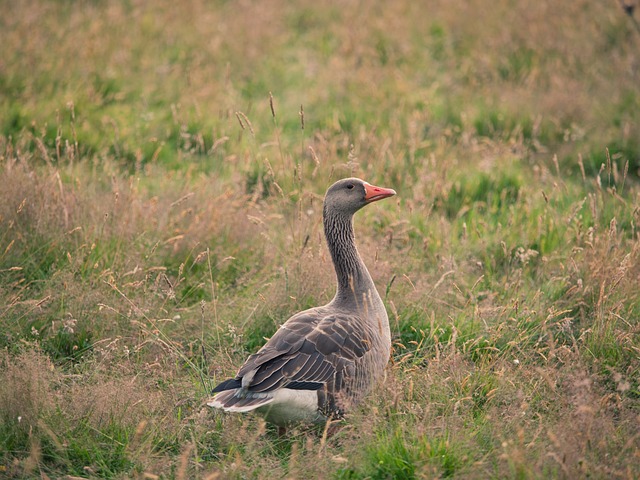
[1, 0, 639, 478]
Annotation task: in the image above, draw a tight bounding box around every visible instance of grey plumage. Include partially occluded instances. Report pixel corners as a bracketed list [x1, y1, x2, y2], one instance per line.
[208, 178, 396, 426]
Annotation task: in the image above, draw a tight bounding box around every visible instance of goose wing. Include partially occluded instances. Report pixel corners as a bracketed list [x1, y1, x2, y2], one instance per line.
[213, 309, 372, 395]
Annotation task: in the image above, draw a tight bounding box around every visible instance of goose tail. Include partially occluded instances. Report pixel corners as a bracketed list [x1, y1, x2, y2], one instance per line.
[208, 378, 275, 413]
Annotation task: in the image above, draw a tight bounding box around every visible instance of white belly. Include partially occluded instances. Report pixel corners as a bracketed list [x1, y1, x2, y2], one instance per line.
[256, 389, 326, 426]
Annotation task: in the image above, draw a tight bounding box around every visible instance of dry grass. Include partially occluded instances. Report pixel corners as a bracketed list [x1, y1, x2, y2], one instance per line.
[1, 0, 640, 478]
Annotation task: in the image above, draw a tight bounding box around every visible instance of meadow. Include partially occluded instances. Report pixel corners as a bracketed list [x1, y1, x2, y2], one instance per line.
[1, 0, 639, 478]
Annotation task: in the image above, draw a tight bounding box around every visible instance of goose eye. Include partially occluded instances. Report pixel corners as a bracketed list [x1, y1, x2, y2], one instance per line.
[347, 184, 354, 190]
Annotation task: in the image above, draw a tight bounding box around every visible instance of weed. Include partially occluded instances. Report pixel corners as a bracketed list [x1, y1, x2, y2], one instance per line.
[1, 0, 640, 478]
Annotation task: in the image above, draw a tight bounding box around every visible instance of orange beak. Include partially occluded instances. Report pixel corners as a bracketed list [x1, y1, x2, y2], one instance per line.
[363, 182, 396, 203]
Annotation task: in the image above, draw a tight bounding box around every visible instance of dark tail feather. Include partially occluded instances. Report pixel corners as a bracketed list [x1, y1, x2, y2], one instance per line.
[207, 389, 274, 413]
[212, 377, 242, 393]
[286, 381, 323, 390]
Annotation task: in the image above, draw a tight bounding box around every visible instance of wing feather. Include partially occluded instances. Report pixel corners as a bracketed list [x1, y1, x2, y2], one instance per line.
[212, 308, 373, 400]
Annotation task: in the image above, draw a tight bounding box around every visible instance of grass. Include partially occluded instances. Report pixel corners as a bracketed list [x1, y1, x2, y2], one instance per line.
[1, 0, 640, 478]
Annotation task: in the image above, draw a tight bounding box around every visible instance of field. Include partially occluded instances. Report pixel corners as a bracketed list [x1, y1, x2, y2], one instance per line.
[1, 0, 640, 478]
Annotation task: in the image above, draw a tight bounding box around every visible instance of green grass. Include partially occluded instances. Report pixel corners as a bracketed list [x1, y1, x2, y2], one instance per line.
[1, 0, 640, 478]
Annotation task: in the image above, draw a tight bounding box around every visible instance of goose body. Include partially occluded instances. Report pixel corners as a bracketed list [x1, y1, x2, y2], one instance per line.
[208, 178, 396, 427]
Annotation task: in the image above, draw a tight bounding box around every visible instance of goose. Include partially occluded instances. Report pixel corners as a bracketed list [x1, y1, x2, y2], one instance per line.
[208, 177, 396, 431]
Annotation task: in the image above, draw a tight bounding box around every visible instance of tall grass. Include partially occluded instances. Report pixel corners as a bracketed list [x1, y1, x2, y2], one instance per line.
[1, 0, 639, 478]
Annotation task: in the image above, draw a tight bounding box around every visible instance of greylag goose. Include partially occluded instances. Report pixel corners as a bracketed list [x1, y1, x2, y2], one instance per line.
[208, 178, 396, 428]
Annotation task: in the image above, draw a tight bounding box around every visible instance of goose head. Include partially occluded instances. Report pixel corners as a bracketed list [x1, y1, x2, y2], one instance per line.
[324, 178, 396, 217]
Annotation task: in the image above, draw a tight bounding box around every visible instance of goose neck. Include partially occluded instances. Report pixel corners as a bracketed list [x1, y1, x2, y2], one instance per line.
[323, 210, 375, 304]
